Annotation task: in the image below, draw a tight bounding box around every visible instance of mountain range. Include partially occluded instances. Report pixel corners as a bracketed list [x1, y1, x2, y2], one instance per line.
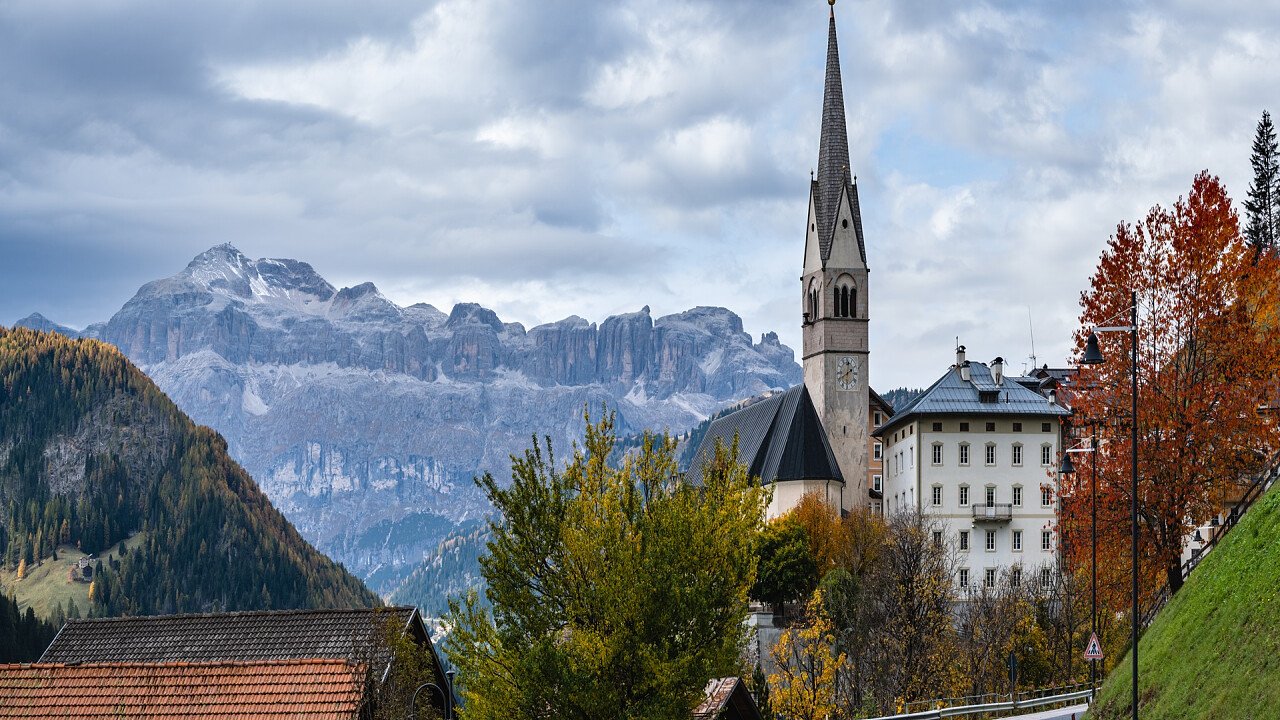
[14, 244, 801, 596]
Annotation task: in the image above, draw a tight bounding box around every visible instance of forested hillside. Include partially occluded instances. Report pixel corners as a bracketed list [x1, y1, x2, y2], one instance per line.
[0, 594, 55, 662]
[0, 327, 378, 622]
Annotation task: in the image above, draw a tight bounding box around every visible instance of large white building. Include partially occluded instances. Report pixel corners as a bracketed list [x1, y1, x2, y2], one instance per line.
[874, 347, 1069, 590]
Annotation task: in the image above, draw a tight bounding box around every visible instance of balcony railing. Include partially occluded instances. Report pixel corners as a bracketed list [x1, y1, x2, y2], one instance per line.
[972, 503, 1013, 522]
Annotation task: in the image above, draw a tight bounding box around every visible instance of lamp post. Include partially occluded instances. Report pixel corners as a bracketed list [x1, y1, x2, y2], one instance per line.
[1081, 288, 1139, 720]
[1060, 426, 1101, 699]
[409, 669, 456, 720]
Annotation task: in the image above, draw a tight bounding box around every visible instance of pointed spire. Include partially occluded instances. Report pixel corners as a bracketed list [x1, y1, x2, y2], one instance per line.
[813, 2, 864, 265]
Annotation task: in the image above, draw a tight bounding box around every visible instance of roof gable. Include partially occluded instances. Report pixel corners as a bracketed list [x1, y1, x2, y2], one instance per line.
[694, 677, 764, 720]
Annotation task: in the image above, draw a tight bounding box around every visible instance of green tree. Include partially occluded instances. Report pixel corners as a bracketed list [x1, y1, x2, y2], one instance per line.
[445, 412, 768, 720]
[752, 517, 818, 615]
[1245, 110, 1280, 256]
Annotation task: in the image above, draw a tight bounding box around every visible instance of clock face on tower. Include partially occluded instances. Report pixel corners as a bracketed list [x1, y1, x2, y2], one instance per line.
[836, 356, 858, 391]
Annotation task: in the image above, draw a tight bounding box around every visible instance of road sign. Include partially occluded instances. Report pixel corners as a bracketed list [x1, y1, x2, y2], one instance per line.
[1084, 632, 1104, 660]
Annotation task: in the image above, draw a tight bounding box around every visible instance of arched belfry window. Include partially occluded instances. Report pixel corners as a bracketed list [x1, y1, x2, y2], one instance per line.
[834, 278, 856, 318]
[807, 282, 819, 323]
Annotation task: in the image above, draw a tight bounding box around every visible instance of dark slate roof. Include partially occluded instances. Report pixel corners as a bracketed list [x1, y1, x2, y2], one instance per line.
[874, 361, 1069, 438]
[684, 384, 842, 487]
[814, 8, 866, 266]
[41, 608, 426, 665]
[694, 677, 764, 720]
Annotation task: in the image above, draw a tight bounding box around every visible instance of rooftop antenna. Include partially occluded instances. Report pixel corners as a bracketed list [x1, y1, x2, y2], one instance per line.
[1025, 307, 1037, 375]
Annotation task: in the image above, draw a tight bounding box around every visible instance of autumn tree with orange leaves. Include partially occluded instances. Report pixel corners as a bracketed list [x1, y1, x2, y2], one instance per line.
[1062, 172, 1280, 609]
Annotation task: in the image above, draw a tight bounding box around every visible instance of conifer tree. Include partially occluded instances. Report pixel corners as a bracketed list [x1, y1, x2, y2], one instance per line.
[1245, 110, 1280, 256]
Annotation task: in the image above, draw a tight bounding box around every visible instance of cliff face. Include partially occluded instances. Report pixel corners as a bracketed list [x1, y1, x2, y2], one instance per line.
[27, 243, 801, 592]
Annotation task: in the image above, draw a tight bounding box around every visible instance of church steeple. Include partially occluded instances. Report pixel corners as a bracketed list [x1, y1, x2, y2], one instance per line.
[812, 1, 866, 266]
[801, 0, 870, 515]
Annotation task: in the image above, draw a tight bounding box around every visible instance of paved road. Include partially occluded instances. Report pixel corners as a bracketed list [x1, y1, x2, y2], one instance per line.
[1009, 703, 1090, 720]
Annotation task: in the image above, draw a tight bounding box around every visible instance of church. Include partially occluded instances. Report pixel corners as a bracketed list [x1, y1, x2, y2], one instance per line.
[686, 0, 888, 520]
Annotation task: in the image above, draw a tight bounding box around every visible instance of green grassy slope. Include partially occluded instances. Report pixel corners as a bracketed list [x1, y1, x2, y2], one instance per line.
[0, 535, 146, 619]
[1090, 482, 1280, 719]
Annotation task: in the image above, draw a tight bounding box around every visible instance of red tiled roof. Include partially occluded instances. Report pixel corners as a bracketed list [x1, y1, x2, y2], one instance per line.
[0, 659, 368, 719]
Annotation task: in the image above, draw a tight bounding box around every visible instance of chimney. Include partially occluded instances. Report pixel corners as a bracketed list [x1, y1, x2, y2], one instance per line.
[960, 361, 971, 383]
[992, 356, 1005, 386]
[955, 344, 966, 367]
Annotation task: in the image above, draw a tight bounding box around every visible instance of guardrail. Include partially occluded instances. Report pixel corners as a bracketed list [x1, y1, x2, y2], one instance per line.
[866, 685, 1093, 720]
[1139, 452, 1280, 629]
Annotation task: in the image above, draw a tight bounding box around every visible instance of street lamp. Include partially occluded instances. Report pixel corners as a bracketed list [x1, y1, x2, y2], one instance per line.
[409, 669, 456, 720]
[1060, 429, 1102, 700]
[1080, 289, 1139, 720]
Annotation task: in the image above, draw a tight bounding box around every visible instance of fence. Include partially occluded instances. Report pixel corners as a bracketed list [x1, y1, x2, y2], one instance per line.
[866, 683, 1093, 720]
[1139, 451, 1280, 629]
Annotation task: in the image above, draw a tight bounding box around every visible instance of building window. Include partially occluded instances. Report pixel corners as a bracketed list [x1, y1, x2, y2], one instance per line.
[959, 485, 970, 507]
[985, 421, 996, 432]
[959, 443, 970, 466]
[932, 530, 943, 547]
[874, 442, 883, 460]
[932, 486, 942, 507]
[1012, 486, 1023, 507]
[959, 531, 970, 551]
[1042, 487, 1053, 508]
[1013, 530, 1023, 551]
[1042, 422, 1052, 432]
[932, 443, 943, 465]
[933, 422, 943, 432]
[1041, 567, 1053, 589]
[1013, 422, 1023, 432]
[874, 411, 883, 426]
[959, 568, 970, 588]
[960, 422, 970, 432]
[1042, 530, 1052, 552]
[985, 486, 995, 506]
[985, 443, 996, 466]
[1011, 567, 1022, 587]
[873, 474, 882, 492]
[1012, 443, 1023, 466]
[1041, 444, 1053, 466]
[985, 529, 996, 552]
[985, 568, 997, 588]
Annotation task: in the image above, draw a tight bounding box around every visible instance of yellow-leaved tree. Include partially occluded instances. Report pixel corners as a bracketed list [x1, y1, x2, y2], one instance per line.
[769, 589, 849, 720]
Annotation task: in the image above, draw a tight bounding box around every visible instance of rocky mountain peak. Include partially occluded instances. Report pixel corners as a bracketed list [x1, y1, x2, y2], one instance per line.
[330, 282, 401, 323]
[446, 303, 504, 332]
[13, 313, 80, 338]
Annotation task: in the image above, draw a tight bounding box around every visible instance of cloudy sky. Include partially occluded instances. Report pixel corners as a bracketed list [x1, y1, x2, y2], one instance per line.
[0, 0, 1275, 390]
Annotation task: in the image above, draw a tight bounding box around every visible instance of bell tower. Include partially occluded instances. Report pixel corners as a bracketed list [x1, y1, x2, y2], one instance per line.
[801, 0, 869, 509]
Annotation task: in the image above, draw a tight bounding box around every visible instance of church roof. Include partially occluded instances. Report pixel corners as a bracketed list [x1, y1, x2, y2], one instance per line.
[813, 6, 867, 266]
[684, 384, 843, 487]
[874, 361, 1069, 438]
